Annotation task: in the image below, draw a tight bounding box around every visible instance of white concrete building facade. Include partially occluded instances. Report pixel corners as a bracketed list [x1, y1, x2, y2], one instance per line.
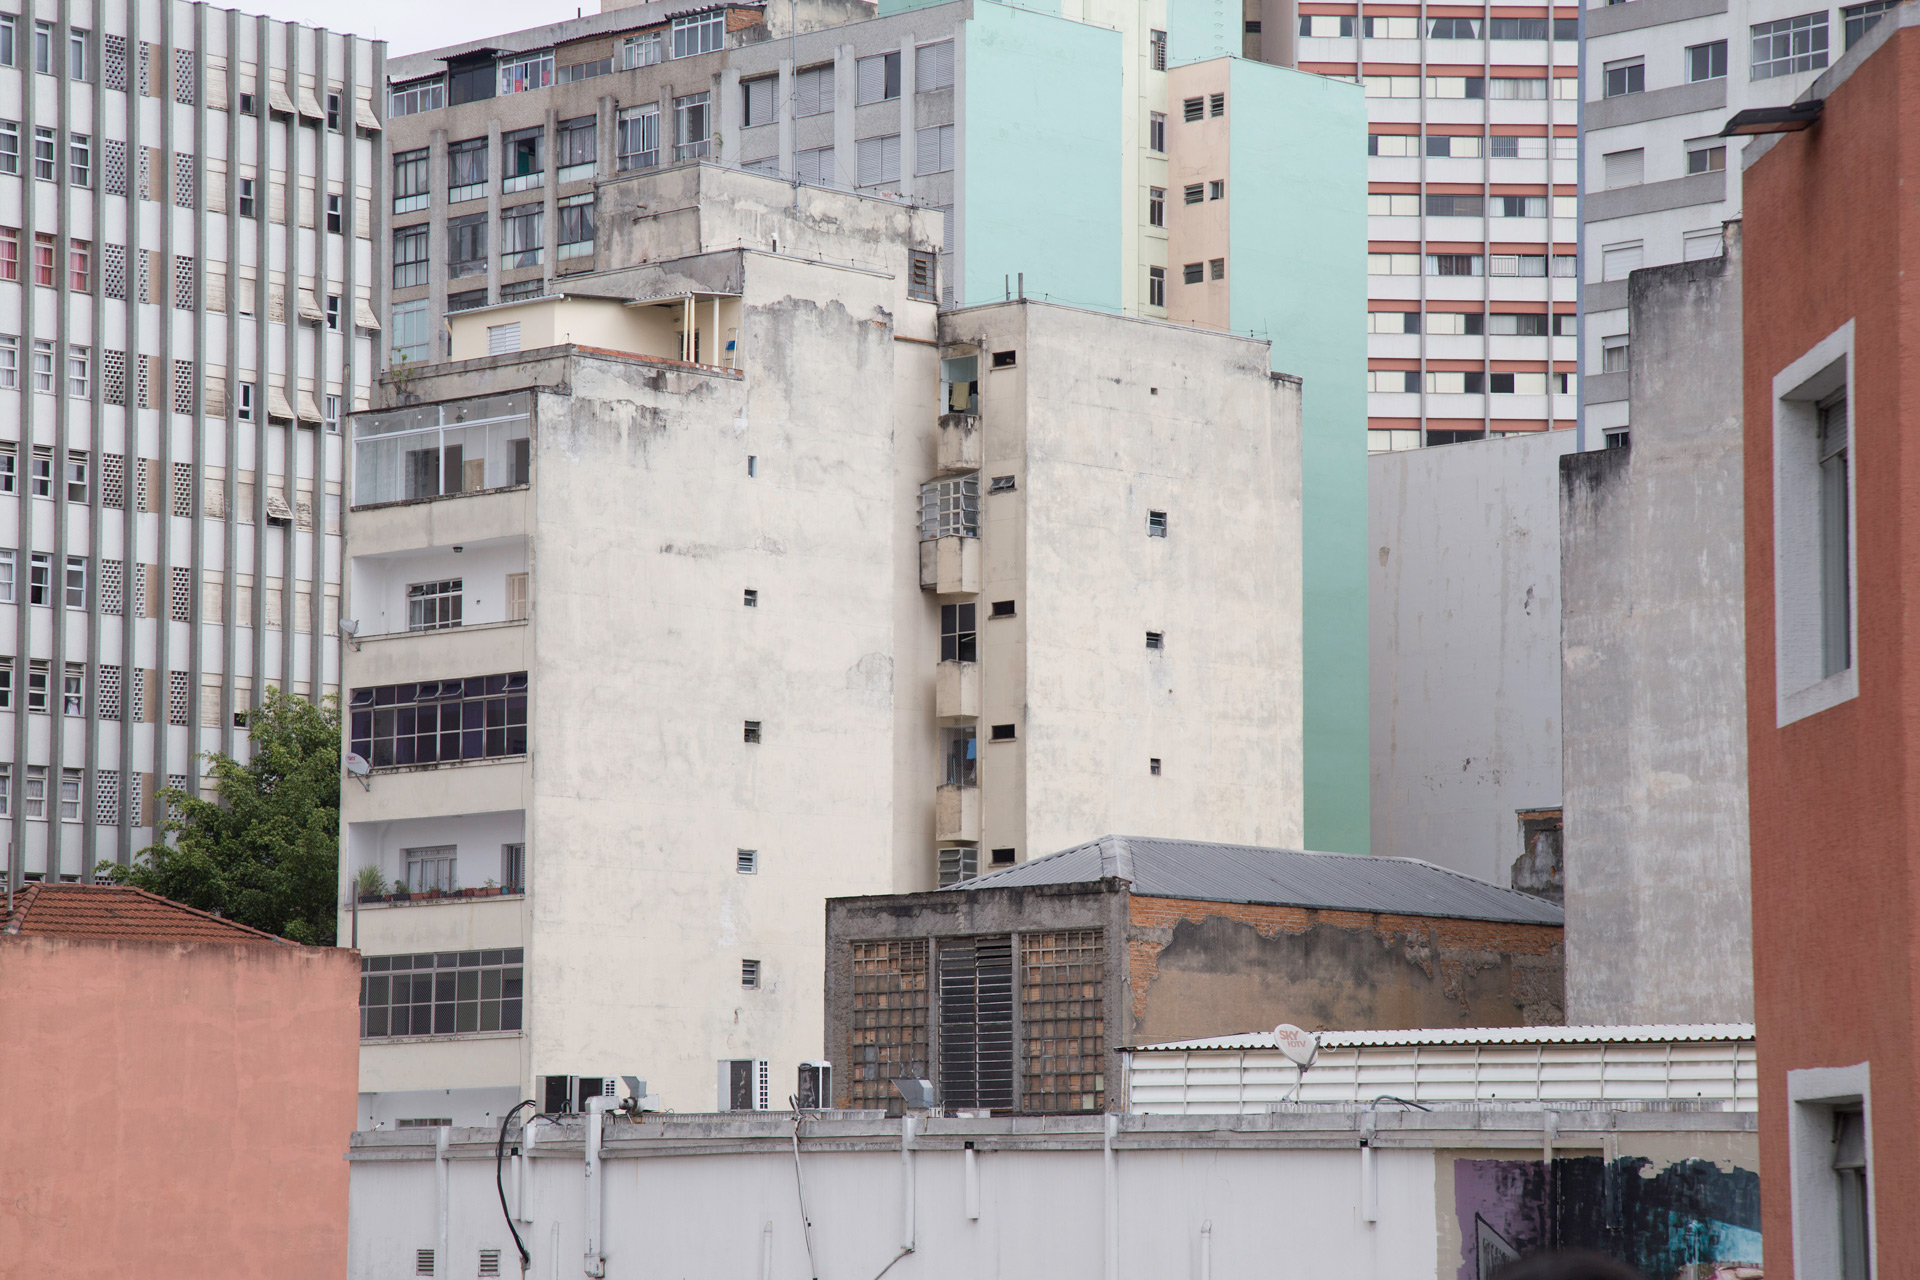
[0, 2, 379, 885]
[341, 164, 1303, 1111]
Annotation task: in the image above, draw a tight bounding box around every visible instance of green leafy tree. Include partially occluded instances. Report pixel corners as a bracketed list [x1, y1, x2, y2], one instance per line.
[99, 688, 341, 944]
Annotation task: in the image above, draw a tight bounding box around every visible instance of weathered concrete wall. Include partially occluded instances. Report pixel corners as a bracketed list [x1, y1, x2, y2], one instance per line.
[1126, 896, 1564, 1042]
[1561, 227, 1751, 1025]
[0, 936, 359, 1280]
[1370, 432, 1576, 887]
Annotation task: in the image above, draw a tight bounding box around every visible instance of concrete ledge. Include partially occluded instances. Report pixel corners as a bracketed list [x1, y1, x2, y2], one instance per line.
[1586, 78, 1726, 131]
[1582, 370, 1629, 404]
[1584, 280, 1630, 314]
[1586, 169, 1727, 223]
[1586, 0, 1728, 39]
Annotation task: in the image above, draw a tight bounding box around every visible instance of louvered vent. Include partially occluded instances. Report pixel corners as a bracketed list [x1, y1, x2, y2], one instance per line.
[415, 1248, 434, 1276]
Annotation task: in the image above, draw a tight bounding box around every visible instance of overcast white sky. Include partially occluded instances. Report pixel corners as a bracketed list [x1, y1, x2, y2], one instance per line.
[244, 0, 585, 58]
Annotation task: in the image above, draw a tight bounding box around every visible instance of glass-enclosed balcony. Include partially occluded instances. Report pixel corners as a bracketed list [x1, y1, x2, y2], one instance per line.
[353, 392, 532, 507]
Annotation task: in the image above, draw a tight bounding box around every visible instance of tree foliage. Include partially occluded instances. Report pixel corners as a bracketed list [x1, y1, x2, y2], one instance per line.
[100, 689, 341, 944]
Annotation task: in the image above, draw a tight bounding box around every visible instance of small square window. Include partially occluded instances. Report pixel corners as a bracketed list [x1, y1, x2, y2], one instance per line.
[737, 849, 758, 874]
[743, 588, 758, 607]
[1208, 179, 1224, 200]
[741, 959, 761, 988]
[1210, 258, 1225, 281]
[988, 475, 1016, 493]
[990, 847, 1016, 866]
[747, 455, 758, 477]
[1183, 96, 1204, 122]
[1209, 93, 1225, 117]
[1150, 757, 1162, 775]
[991, 350, 1016, 368]
[989, 723, 1016, 741]
[1146, 631, 1165, 650]
[990, 600, 1016, 618]
[743, 720, 762, 743]
[1147, 510, 1168, 537]
[1183, 262, 1204, 285]
[1184, 183, 1204, 205]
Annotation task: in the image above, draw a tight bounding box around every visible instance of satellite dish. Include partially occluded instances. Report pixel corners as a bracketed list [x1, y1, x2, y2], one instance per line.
[338, 618, 359, 637]
[345, 753, 371, 777]
[1273, 1023, 1319, 1069]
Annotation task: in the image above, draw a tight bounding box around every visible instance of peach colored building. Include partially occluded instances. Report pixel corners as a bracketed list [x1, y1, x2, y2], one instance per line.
[0, 885, 359, 1280]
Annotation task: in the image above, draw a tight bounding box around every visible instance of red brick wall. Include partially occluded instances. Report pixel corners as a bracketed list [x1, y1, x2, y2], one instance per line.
[1742, 26, 1920, 1276]
[1126, 895, 1563, 1043]
[0, 936, 360, 1280]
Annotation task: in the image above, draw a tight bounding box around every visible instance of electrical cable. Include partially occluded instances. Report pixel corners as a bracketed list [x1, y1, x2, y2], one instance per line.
[787, 1099, 823, 1280]
[496, 1100, 538, 1275]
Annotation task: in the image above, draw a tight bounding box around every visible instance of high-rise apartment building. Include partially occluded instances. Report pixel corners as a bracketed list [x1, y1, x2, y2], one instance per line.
[341, 163, 1303, 1108]
[381, 0, 1368, 853]
[1582, 0, 1893, 445]
[0, 4, 379, 887]
[1303, 8, 1578, 453]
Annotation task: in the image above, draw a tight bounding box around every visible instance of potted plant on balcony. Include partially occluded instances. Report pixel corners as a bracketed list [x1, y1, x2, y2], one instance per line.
[478, 878, 501, 898]
[355, 865, 389, 904]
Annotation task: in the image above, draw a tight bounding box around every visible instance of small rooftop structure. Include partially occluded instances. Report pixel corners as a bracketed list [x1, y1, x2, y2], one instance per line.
[953, 833, 1564, 926]
[1, 883, 287, 944]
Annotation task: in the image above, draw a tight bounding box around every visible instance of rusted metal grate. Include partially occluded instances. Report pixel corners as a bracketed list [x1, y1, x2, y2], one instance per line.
[1021, 929, 1106, 1113]
[847, 939, 929, 1108]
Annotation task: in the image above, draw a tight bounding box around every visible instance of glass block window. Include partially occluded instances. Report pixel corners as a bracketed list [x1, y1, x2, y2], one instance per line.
[103, 137, 126, 196]
[164, 773, 189, 824]
[173, 151, 193, 207]
[97, 663, 121, 719]
[173, 48, 194, 104]
[104, 244, 126, 299]
[360, 949, 525, 1038]
[173, 255, 194, 309]
[170, 566, 191, 621]
[135, 459, 151, 513]
[136, 354, 152, 409]
[167, 670, 190, 725]
[94, 768, 121, 825]
[1021, 930, 1106, 1112]
[136, 249, 152, 303]
[99, 559, 122, 614]
[348, 673, 529, 768]
[172, 362, 193, 416]
[103, 33, 127, 92]
[100, 453, 125, 507]
[129, 667, 146, 722]
[847, 938, 929, 1108]
[137, 145, 151, 200]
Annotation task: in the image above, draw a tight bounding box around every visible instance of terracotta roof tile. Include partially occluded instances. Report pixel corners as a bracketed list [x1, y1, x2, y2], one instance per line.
[1, 883, 288, 944]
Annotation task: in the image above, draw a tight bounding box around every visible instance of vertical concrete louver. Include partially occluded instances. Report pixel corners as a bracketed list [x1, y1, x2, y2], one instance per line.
[2, 3, 380, 888]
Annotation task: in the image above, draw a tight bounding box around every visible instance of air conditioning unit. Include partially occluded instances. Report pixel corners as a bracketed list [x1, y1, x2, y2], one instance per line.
[540, 1075, 616, 1115]
[797, 1061, 832, 1110]
[718, 1059, 772, 1111]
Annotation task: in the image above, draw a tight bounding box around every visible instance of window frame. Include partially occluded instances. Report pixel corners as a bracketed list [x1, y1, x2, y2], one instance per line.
[1772, 321, 1858, 725]
[1751, 11, 1830, 79]
[1687, 39, 1729, 82]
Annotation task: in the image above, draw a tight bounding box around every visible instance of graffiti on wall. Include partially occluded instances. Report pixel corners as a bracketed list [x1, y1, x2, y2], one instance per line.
[1455, 1155, 1762, 1280]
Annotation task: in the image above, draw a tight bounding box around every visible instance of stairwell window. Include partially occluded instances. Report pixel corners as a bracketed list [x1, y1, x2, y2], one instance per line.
[1150, 29, 1167, 69]
[1149, 112, 1165, 153]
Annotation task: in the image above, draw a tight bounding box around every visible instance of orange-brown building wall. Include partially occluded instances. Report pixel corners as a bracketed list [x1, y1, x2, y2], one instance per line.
[0, 936, 361, 1280]
[1126, 895, 1563, 1044]
[1742, 25, 1920, 1277]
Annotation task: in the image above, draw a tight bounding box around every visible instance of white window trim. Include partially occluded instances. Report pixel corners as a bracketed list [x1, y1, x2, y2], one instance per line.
[1786, 1061, 1875, 1280]
[1773, 320, 1858, 726]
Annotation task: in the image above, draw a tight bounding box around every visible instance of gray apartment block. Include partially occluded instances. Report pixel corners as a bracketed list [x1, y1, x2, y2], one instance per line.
[1, 4, 378, 885]
[1580, 0, 1894, 439]
[381, 0, 885, 355]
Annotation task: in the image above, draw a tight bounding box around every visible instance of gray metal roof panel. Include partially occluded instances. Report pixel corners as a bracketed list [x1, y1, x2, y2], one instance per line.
[950, 835, 1563, 926]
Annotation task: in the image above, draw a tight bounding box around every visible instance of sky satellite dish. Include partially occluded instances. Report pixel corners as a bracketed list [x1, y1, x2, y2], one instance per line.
[345, 754, 371, 777]
[1273, 1023, 1319, 1069]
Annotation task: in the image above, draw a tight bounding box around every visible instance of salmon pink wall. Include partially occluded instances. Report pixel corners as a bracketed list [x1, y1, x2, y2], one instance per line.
[1741, 24, 1920, 1278]
[0, 937, 360, 1279]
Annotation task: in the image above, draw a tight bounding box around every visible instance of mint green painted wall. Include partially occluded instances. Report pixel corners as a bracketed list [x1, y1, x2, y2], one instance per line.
[1166, 0, 1236, 63]
[960, 3, 1122, 311]
[1225, 58, 1370, 853]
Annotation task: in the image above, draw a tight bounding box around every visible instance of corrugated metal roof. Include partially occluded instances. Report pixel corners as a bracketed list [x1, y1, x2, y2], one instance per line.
[951, 834, 1564, 926]
[1134, 1023, 1756, 1052]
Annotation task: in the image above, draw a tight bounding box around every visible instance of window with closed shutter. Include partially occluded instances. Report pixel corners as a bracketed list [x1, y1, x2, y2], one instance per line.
[915, 124, 954, 176]
[743, 76, 775, 126]
[856, 134, 900, 188]
[855, 51, 899, 104]
[938, 934, 1014, 1110]
[915, 41, 954, 91]
[794, 64, 833, 117]
[1603, 148, 1644, 189]
[796, 146, 835, 186]
[488, 323, 522, 355]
